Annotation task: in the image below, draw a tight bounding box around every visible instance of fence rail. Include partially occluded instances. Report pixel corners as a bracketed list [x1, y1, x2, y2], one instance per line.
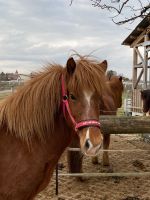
[55, 115, 150, 195]
[67, 147, 150, 153]
[100, 115, 150, 134]
[58, 172, 150, 177]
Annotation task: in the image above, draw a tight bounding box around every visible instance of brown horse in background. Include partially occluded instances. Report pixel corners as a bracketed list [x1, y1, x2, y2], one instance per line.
[0, 56, 107, 199]
[92, 74, 124, 165]
[67, 73, 124, 174]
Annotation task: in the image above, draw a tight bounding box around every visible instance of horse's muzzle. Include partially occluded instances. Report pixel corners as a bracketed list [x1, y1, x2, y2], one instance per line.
[78, 127, 103, 156]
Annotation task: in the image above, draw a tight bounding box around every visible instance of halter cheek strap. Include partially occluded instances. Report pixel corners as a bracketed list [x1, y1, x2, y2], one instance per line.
[61, 74, 101, 132]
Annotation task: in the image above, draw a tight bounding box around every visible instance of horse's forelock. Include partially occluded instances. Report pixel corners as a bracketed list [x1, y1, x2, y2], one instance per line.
[67, 57, 106, 95]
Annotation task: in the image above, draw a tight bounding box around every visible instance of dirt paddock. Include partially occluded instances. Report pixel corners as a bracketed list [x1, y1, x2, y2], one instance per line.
[35, 135, 150, 200]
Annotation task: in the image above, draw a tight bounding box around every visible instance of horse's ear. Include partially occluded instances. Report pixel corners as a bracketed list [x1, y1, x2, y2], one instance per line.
[99, 60, 107, 72]
[119, 76, 122, 81]
[66, 57, 76, 75]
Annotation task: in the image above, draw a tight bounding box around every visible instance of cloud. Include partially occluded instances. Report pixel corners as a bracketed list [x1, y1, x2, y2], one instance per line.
[0, 0, 139, 78]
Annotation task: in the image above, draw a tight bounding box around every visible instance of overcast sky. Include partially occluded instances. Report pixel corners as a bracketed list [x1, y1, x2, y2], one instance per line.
[0, 0, 146, 78]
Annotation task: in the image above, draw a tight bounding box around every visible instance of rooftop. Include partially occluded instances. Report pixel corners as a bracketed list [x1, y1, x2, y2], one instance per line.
[122, 15, 150, 46]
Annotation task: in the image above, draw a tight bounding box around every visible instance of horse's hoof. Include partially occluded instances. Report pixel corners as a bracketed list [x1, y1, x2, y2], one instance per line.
[103, 163, 110, 167]
[76, 176, 88, 182]
[105, 165, 113, 173]
[107, 166, 113, 173]
[101, 164, 113, 173]
[92, 157, 99, 164]
[102, 160, 110, 167]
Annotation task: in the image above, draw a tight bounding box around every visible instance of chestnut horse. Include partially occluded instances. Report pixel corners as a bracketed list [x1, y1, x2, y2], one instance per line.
[141, 89, 150, 114]
[93, 74, 124, 165]
[67, 73, 123, 174]
[0, 56, 107, 199]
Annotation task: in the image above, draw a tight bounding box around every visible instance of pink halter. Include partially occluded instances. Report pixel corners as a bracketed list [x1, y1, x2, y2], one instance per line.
[61, 74, 101, 132]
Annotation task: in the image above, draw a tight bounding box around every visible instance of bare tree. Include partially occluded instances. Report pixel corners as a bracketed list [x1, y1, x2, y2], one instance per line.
[70, 0, 150, 25]
[107, 70, 117, 78]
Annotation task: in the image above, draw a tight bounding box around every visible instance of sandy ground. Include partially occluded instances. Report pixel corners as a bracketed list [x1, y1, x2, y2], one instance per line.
[35, 135, 150, 200]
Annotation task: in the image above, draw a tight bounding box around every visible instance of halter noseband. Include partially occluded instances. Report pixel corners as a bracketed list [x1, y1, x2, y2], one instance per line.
[61, 74, 101, 132]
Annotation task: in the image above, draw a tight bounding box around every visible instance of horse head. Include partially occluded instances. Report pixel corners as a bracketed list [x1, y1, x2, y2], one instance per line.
[62, 57, 107, 156]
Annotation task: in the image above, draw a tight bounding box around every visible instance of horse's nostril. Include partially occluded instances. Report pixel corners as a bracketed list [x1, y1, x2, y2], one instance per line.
[85, 139, 90, 149]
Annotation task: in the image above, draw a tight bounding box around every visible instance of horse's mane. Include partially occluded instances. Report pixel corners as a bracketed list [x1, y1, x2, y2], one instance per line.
[0, 64, 63, 144]
[0, 56, 106, 145]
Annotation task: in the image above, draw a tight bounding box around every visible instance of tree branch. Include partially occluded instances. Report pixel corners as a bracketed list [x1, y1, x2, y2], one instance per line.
[90, 0, 150, 25]
[70, 0, 150, 25]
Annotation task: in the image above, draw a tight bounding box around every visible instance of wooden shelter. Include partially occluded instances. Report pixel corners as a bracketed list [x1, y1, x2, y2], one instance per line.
[122, 15, 150, 114]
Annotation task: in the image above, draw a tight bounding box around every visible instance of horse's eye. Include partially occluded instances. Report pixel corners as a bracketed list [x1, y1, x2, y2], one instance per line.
[69, 94, 76, 100]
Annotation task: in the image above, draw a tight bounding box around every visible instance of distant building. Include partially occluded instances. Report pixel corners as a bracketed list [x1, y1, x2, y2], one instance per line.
[0, 70, 20, 82]
[6, 70, 20, 81]
[0, 70, 34, 83]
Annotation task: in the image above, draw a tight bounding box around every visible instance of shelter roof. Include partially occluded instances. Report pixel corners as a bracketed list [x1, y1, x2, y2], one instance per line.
[122, 15, 150, 46]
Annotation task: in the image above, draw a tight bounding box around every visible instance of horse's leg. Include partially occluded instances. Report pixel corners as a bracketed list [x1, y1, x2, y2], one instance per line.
[67, 133, 84, 181]
[67, 150, 83, 173]
[92, 156, 99, 164]
[92, 134, 110, 165]
[67, 133, 83, 173]
[103, 133, 110, 166]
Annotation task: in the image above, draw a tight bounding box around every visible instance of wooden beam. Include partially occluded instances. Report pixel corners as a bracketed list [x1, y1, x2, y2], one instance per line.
[137, 27, 145, 32]
[131, 30, 146, 48]
[132, 47, 138, 89]
[99, 116, 150, 134]
[134, 64, 150, 68]
[131, 25, 150, 48]
[143, 45, 148, 89]
[130, 35, 137, 40]
[135, 47, 144, 62]
[133, 68, 144, 89]
[134, 63, 142, 68]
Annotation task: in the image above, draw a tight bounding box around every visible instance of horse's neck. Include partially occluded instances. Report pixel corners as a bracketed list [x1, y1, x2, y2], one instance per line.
[106, 83, 115, 98]
[106, 82, 120, 108]
[101, 94, 117, 114]
[51, 114, 73, 152]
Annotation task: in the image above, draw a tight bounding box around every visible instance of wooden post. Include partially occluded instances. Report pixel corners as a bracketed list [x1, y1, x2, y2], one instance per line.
[143, 34, 148, 89]
[132, 47, 138, 89]
[55, 164, 59, 196]
[99, 115, 150, 134]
